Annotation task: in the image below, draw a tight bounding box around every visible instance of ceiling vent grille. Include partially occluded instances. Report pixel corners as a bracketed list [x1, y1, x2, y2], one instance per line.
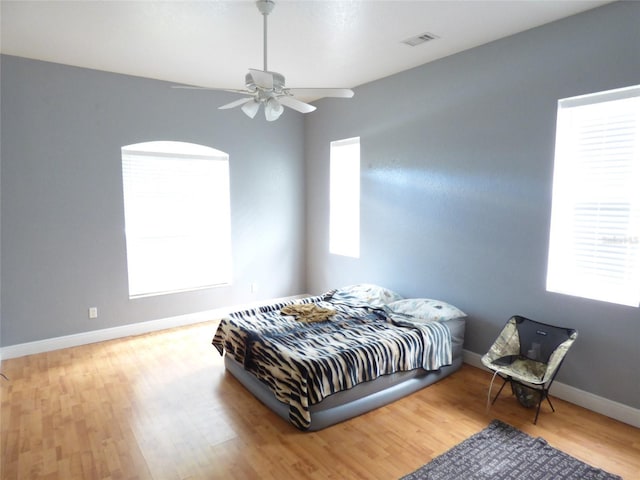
[402, 32, 439, 47]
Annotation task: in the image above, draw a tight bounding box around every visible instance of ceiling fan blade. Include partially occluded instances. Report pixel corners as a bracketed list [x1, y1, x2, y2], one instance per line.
[219, 97, 253, 110]
[172, 85, 211, 90]
[278, 96, 317, 114]
[172, 85, 252, 95]
[249, 69, 274, 90]
[287, 88, 354, 98]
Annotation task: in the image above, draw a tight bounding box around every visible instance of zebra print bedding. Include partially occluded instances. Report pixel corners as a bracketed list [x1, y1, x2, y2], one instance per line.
[212, 293, 453, 430]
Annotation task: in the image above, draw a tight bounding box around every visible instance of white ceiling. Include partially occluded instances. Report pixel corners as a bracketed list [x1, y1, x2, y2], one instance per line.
[1, 1, 613, 101]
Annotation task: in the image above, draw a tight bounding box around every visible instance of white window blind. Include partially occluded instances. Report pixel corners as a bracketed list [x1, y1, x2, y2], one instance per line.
[330, 137, 360, 258]
[121, 141, 232, 298]
[547, 85, 640, 307]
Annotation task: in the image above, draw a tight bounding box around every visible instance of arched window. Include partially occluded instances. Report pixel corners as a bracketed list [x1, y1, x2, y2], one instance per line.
[121, 141, 232, 298]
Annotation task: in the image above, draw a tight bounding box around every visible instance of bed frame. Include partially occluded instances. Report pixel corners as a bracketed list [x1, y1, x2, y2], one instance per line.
[224, 316, 466, 431]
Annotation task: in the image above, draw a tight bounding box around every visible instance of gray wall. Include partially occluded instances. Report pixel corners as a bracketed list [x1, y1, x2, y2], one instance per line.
[1, 55, 306, 346]
[305, 2, 640, 409]
[1, 2, 638, 410]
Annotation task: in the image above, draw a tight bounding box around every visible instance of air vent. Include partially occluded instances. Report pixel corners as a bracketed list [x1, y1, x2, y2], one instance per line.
[402, 32, 439, 47]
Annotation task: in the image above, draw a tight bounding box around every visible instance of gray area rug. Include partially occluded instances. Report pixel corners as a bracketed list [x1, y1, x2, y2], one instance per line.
[401, 419, 622, 480]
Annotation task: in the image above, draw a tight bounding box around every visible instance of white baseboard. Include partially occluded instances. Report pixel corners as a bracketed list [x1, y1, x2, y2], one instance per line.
[463, 350, 640, 429]
[0, 295, 306, 361]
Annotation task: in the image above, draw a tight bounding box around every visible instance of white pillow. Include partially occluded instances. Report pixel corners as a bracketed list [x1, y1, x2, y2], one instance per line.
[330, 284, 403, 307]
[384, 298, 466, 322]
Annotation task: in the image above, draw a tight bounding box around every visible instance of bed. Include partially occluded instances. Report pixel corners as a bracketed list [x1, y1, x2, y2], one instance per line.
[212, 284, 466, 431]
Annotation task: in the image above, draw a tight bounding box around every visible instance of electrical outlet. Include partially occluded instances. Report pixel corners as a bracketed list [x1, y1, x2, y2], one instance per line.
[88, 307, 98, 319]
[250, 283, 258, 293]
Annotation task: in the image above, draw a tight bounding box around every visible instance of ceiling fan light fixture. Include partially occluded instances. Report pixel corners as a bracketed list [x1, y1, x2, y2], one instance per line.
[264, 97, 284, 121]
[241, 99, 260, 118]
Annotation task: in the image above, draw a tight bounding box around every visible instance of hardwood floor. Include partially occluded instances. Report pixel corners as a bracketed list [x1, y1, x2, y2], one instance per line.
[2, 320, 638, 479]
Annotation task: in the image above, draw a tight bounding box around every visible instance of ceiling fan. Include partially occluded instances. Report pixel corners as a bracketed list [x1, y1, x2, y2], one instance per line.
[176, 0, 354, 121]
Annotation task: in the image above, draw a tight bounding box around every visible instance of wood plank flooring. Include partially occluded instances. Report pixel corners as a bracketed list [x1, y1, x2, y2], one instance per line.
[2, 320, 639, 479]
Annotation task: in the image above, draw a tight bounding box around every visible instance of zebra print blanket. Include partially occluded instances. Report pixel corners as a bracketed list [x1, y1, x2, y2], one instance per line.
[212, 294, 452, 430]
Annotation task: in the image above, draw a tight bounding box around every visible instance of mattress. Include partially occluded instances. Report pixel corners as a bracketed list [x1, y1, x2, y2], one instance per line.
[223, 316, 465, 431]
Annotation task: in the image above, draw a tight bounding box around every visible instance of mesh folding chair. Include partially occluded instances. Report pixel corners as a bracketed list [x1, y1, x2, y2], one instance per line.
[482, 315, 577, 424]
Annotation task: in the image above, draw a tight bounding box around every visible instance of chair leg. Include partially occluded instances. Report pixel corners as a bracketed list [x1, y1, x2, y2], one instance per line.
[533, 390, 554, 424]
[491, 378, 509, 405]
[533, 397, 543, 424]
[545, 393, 555, 412]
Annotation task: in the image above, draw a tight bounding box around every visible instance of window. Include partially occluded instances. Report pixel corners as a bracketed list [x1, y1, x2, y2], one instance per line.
[546, 85, 640, 307]
[121, 141, 232, 298]
[329, 137, 360, 258]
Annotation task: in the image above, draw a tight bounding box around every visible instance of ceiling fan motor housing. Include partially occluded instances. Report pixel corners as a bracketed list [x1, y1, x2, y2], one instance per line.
[245, 71, 286, 93]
